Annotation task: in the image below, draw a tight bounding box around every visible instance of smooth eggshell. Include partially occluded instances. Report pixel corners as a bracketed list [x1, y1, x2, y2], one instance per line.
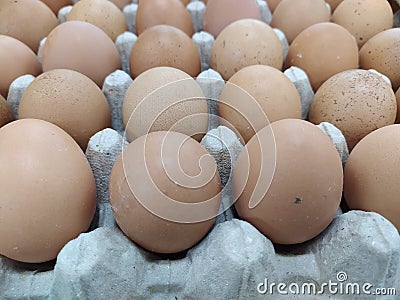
[40, 0, 73, 14]
[0, 94, 14, 128]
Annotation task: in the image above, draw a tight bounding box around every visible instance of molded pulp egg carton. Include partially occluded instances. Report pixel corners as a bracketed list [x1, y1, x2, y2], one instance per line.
[2, 1, 400, 299]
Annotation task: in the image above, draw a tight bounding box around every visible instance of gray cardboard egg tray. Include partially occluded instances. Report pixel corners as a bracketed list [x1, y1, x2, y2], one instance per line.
[2, 1, 400, 299]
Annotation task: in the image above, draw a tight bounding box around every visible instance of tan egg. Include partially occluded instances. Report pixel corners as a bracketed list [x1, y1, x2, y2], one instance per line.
[285, 22, 358, 91]
[210, 19, 283, 81]
[40, 0, 73, 14]
[67, 0, 128, 41]
[359, 28, 400, 91]
[0, 0, 58, 53]
[219, 65, 301, 144]
[130, 25, 200, 79]
[0, 95, 14, 128]
[41, 21, 121, 87]
[123, 67, 208, 142]
[19, 69, 111, 150]
[309, 69, 396, 150]
[326, 0, 343, 11]
[0, 35, 41, 98]
[0, 119, 96, 263]
[203, 0, 261, 37]
[396, 87, 400, 123]
[109, 0, 132, 10]
[234, 119, 343, 244]
[271, 0, 330, 44]
[109, 131, 221, 253]
[265, 0, 282, 12]
[344, 124, 400, 231]
[136, 0, 194, 36]
[332, 0, 393, 48]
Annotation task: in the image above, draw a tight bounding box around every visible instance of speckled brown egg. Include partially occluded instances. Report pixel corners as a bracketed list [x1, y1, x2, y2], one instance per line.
[332, 0, 393, 48]
[0, 119, 96, 263]
[285, 22, 359, 91]
[234, 119, 343, 244]
[67, 0, 128, 41]
[40, 0, 73, 14]
[109, 131, 221, 253]
[219, 65, 301, 143]
[0, 0, 58, 53]
[136, 0, 194, 36]
[0, 35, 41, 98]
[41, 21, 121, 87]
[210, 19, 283, 81]
[309, 69, 396, 150]
[0, 94, 14, 128]
[130, 25, 200, 79]
[271, 0, 330, 44]
[344, 124, 400, 231]
[19, 69, 111, 150]
[359, 28, 400, 91]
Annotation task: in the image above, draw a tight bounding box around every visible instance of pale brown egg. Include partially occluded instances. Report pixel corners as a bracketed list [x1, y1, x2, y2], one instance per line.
[123, 67, 208, 142]
[203, 0, 261, 37]
[0, 35, 42, 98]
[285, 22, 359, 91]
[41, 21, 121, 87]
[136, 0, 194, 36]
[0, 0, 58, 53]
[309, 69, 396, 150]
[67, 0, 128, 41]
[210, 19, 283, 81]
[234, 119, 343, 244]
[130, 25, 200, 79]
[344, 124, 400, 231]
[219, 65, 301, 144]
[0, 119, 96, 263]
[0, 94, 14, 128]
[40, 0, 73, 14]
[332, 0, 393, 48]
[109, 131, 221, 254]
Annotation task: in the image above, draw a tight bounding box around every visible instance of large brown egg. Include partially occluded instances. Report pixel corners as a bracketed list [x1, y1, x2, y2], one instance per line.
[123, 67, 208, 142]
[19, 69, 111, 150]
[41, 21, 121, 87]
[210, 19, 283, 81]
[0, 35, 41, 98]
[0, 94, 14, 128]
[203, 0, 261, 37]
[40, 0, 73, 14]
[0, 0, 58, 53]
[0, 119, 96, 263]
[271, 0, 330, 44]
[136, 0, 194, 36]
[234, 119, 343, 244]
[285, 22, 358, 91]
[130, 25, 200, 79]
[67, 0, 128, 41]
[332, 0, 393, 48]
[359, 28, 400, 91]
[309, 69, 396, 150]
[109, 131, 221, 254]
[219, 65, 301, 144]
[344, 124, 400, 232]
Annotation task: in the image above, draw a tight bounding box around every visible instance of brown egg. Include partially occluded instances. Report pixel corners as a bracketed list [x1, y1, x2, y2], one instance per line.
[42, 21, 121, 87]
[0, 94, 14, 128]
[19, 69, 111, 150]
[234, 119, 343, 244]
[344, 124, 400, 231]
[332, 0, 393, 48]
[109, 131, 221, 253]
[210, 19, 283, 81]
[219, 65, 301, 144]
[203, 0, 261, 37]
[359, 28, 400, 91]
[326, 0, 343, 11]
[285, 22, 359, 91]
[130, 25, 200, 79]
[123, 67, 208, 142]
[265, 0, 282, 12]
[271, 0, 330, 44]
[0, 35, 42, 98]
[136, 0, 194, 36]
[0, 0, 58, 53]
[309, 69, 396, 150]
[40, 0, 73, 14]
[67, 0, 128, 41]
[109, 0, 132, 10]
[0, 119, 96, 263]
